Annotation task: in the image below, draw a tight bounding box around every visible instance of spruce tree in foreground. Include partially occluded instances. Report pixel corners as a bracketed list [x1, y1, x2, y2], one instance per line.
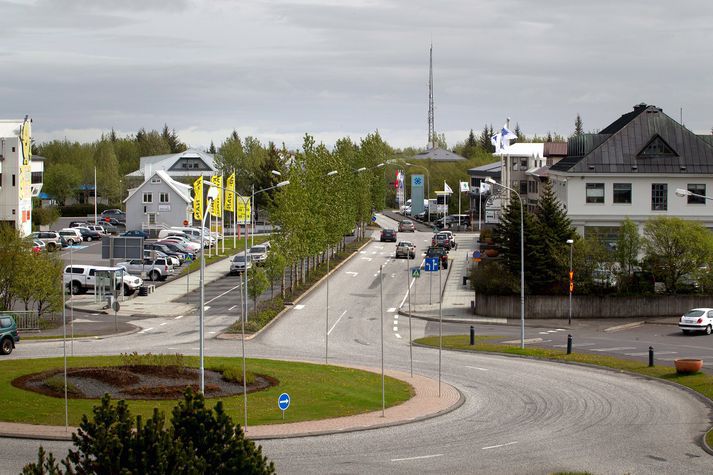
[23, 389, 275, 475]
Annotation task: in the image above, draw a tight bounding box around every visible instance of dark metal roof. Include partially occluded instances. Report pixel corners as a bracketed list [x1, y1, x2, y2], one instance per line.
[543, 142, 567, 156]
[413, 147, 466, 161]
[550, 104, 713, 174]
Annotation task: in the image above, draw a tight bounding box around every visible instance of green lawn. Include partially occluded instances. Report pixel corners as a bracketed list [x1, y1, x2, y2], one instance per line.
[415, 335, 713, 403]
[0, 356, 413, 427]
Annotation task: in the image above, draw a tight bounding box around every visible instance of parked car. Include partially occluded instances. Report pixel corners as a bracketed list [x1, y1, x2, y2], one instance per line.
[30, 231, 62, 251]
[103, 217, 126, 228]
[101, 209, 126, 222]
[75, 227, 102, 242]
[229, 253, 252, 275]
[69, 221, 88, 228]
[58, 228, 83, 246]
[398, 220, 416, 232]
[63, 265, 123, 295]
[159, 236, 200, 253]
[32, 240, 45, 253]
[425, 246, 448, 269]
[248, 245, 269, 265]
[121, 229, 149, 239]
[145, 243, 184, 265]
[86, 224, 110, 236]
[116, 258, 175, 281]
[380, 229, 397, 242]
[679, 308, 713, 335]
[395, 241, 416, 259]
[170, 227, 216, 245]
[435, 214, 471, 229]
[156, 240, 192, 261]
[592, 268, 617, 288]
[0, 315, 20, 355]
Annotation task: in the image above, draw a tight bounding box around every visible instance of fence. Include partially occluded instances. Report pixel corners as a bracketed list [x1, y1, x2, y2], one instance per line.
[474, 294, 713, 319]
[0, 311, 62, 331]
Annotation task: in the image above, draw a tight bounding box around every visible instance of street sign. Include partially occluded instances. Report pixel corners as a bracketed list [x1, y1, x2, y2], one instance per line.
[183, 219, 189, 226]
[371, 215, 377, 222]
[472, 250, 481, 263]
[424, 257, 440, 272]
[411, 267, 421, 278]
[278, 392, 290, 411]
[112, 300, 120, 313]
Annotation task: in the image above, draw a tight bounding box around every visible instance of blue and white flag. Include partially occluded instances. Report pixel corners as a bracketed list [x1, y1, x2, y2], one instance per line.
[491, 122, 518, 154]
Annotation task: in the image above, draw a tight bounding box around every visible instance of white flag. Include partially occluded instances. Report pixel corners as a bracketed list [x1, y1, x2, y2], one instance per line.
[491, 122, 518, 154]
[479, 182, 491, 194]
[444, 181, 453, 194]
[459, 181, 469, 192]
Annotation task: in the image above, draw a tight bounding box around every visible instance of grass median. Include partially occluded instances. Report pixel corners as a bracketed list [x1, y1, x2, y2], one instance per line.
[415, 335, 713, 404]
[0, 356, 413, 427]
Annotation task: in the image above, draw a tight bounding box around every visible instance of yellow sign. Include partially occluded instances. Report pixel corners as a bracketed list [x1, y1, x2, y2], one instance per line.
[224, 173, 235, 212]
[20, 117, 31, 166]
[193, 176, 203, 221]
[210, 175, 223, 217]
[236, 195, 251, 224]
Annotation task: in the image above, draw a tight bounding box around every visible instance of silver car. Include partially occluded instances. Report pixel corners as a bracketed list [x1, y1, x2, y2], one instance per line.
[229, 253, 252, 275]
[248, 245, 268, 265]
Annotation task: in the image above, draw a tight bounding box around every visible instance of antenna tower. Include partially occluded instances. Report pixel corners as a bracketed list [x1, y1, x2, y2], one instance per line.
[427, 43, 435, 149]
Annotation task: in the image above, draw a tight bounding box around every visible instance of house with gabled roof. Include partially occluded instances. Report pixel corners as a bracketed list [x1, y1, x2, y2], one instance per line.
[549, 103, 713, 243]
[126, 149, 217, 183]
[123, 169, 193, 232]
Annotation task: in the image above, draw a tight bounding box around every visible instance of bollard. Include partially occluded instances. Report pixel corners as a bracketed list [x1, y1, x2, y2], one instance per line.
[566, 334, 573, 355]
[649, 346, 654, 367]
[462, 276, 467, 286]
[469, 325, 475, 346]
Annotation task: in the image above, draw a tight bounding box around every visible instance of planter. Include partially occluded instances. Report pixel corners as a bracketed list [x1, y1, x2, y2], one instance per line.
[484, 249, 499, 257]
[674, 358, 703, 374]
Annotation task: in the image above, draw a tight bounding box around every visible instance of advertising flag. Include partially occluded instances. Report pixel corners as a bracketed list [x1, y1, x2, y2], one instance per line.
[459, 181, 470, 192]
[193, 176, 203, 221]
[224, 173, 235, 212]
[210, 175, 223, 217]
[491, 122, 518, 154]
[444, 181, 453, 194]
[236, 195, 251, 224]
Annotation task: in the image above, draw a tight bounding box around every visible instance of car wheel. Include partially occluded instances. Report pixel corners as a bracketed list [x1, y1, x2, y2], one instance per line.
[149, 270, 160, 281]
[123, 284, 134, 296]
[86, 236, 92, 242]
[70, 281, 81, 295]
[706, 325, 712, 335]
[0, 337, 12, 355]
[682, 329, 690, 334]
[47, 242, 56, 251]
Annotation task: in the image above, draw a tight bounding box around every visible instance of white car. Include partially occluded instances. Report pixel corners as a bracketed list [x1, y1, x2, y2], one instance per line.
[248, 245, 268, 265]
[679, 308, 713, 335]
[229, 253, 252, 275]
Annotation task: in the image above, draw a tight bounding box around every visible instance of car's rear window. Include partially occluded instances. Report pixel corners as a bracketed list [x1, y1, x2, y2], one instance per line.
[684, 310, 705, 318]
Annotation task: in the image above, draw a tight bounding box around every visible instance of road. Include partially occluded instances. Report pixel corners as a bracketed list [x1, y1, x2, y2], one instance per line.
[4, 214, 712, 474]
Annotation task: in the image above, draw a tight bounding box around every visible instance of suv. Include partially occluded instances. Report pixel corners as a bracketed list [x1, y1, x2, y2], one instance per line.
[425, 246, 448, 269]
[59, 228, 83, 246]
[432, 232, 454, 250]
[75, 227, 102, 242]
[398, 220, 416, 232]
[0, 315, 20, 355]
[395, 241, 416, 259]
[249, 245, 268, 265]
[116, 258, 175, 281]
[380, 229, 397, 242]
[30, 231, 62, 251]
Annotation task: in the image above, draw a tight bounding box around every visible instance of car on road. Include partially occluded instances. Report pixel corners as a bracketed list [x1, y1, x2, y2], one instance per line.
[398, 220, 416, 232]
[30, 231, 62, 251]
[395, 241, 416, 259]
[229, 253, 252, 275]
[121, 229, 149, 239]
[249, 245, 269, 265]
[432, 232, 454, 250]
[380, 229, 397, 242]
[679, 308, 713, 335]
[425, 246, 448, 269]
[0, 315, 19, 355]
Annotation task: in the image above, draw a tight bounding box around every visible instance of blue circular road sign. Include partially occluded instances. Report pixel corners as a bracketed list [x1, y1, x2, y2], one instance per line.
[371, 215, 377, 222]
[278, 392, 291, 411]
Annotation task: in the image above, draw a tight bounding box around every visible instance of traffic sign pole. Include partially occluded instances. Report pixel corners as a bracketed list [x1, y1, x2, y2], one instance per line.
[438, 263, 442, 398]
[406, 255, 413, 378]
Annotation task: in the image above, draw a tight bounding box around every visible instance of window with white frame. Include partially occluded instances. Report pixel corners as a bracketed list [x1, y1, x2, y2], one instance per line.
[147, 213, 156, 225]
[687, 184, 706, 204]
[142, 192, 153, 203]
[613, 183, 632, 204]
[651, 183, 667, 210]
[586, 183, 605, 204]
[159, 192, 170, 203]
[151, 177, 162, 184]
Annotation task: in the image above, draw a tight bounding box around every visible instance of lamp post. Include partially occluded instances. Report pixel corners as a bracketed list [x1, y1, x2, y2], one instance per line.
[567, 239, 574, 326]
[675, 188, 713, 202]
[485, 176, 526, 349]
[324, 170, 338, 364]
[199, 185, 220, 393]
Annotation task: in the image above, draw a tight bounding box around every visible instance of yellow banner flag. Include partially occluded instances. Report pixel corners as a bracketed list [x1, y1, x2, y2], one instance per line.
[210, 175, 223, 217]
[235, 195, 251, 224]
[224, 173, 235, 212]
[193, 176, 203, 221]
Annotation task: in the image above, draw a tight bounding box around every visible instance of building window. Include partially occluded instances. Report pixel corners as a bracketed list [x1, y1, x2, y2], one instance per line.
[687, 184, 706, 204]
[519, 181, 527, 194]
[147, 213, 157, 225]
[160, 192, 170, 203]
[12, 174, 16, 187]
[151, 177, 162, 184]
[511, 157, 518, 170]
[31, 172, 43, 184]
[586, 183, 605, 204]
[142, 192, 153, 203]
[613, 183, 632, 204]
[651, 183, 668, 210]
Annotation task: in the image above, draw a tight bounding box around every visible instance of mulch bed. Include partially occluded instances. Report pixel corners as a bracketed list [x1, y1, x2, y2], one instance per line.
[12, 365, 277, 400]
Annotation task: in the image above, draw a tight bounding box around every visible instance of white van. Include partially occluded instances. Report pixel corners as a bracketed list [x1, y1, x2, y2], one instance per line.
[157, 229, 192, 241]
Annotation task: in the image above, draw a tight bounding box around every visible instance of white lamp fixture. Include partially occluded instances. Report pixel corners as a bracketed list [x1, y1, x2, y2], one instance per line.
[675, 188, 691, 197]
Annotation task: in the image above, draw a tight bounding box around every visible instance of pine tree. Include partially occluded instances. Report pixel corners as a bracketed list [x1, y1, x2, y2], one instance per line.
[574, 114, 584, 136]
[478, 124, 491, 152]
[208, 140, 216, 154]
[546, 131, 553, 142]
[514, 122, 523, 141]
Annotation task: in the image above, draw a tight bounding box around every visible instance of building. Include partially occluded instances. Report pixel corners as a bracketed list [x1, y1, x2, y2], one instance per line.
[411, 147, 466, 162]
[125, 149, 217, 185]
[549, 103, 713, 243]
[0, 117, 42, 236]
[123, 170, 193, 232]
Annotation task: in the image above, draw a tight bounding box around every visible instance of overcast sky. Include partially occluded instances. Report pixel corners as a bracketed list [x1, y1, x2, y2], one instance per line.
[3, 0, 712, 150]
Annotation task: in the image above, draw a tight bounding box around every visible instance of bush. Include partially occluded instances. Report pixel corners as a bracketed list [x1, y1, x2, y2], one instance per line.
[32, 207, 60, 227]
[471, 260, 518, 295]
[220, 366, 257, 385]
[59, 203, 113, 217]
[119, 352, 185, 368]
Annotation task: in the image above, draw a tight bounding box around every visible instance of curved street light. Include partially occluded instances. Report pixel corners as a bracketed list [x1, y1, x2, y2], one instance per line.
[324, 170, 338, 364]
[485, 176, 526, 349]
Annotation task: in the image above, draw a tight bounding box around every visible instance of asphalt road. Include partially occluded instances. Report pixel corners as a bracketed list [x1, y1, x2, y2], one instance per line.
[4, 214, 713, 473]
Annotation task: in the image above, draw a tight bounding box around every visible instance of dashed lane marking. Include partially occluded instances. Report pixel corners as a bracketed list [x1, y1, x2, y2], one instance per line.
[395, 333, 402, 339]
[174, 315, 184, 320]
[228, 305, 237, 311]
[294, 304, 305, 310]
[553, 342, 596, 348]
[160, 322, 167, 326]
[391, 454, 444, 462]
[328, 310, 348, 335]
[345, 271, 358, 277]
[482, 441, 518, 450]
[465, 365, 489, 371]
[393, 326, 398, 331]
[387, 307, 396, 313]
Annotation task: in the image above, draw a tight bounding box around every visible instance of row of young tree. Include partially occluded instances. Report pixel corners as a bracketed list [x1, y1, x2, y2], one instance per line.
[474, 181, 713, 296]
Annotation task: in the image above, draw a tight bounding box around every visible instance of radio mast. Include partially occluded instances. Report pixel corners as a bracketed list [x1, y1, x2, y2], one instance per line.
[427, 43, 435, 149]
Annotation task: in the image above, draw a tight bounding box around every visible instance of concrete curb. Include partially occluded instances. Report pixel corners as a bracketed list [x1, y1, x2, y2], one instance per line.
[217, 238, 374, 341]
[412, 341, 713, 457]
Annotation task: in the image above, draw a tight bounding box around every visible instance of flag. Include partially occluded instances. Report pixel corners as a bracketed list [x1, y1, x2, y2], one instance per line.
[209, 175, 223, 217]
[491, 122, 518, 153]
[444, 181, 453, 194]
[224, 173, 235, 212]
[236, 195, 251, 224]
[479, 182, 491, 194]
[192, 176, 203, 221]
[459, 181, 469, 192]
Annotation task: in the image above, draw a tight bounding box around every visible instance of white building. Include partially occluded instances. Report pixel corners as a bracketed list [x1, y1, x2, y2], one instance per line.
[0, 117, 42, 237]
[126, 149, 217, 182]
[124, 170, 193, 232]
[549, 103, 713, 244]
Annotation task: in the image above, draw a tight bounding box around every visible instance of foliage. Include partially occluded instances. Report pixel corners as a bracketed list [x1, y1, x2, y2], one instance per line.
[470, 261, 518, 295]
[119, 352, 186, 368]
[615, 217, 640, 275]
[94, 140, 122, 205]
[0, 225, 32, 310]
[642, 216, 713, 293]
[12, 251, 63, 315]
[42, 163, 82, 205]
[574, 113, 584, 136]
[23, 390, 275, 474]
[32, 206, 60, 227]
[572, 235, 613, 295]
[220, 366, 256, 385]
[248, 266, 270, 313]
[58, 203, 112, 217]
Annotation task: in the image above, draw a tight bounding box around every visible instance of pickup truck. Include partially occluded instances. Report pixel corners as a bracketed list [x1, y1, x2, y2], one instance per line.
[64, 265, 142, 295]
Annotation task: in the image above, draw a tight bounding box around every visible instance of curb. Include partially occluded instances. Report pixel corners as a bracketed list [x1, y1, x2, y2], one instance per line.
[217, 238, 374, 341]
[603, 321, 645, 333]
[412, 341, 713, 457]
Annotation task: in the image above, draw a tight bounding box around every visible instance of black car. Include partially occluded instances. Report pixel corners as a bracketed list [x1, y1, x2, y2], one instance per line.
[425, 246, 448, 269]
[380, 229, 397, 242]
[145, 243, 185, 264]
[121, 230, 149, 239]
[77, 227, 102, 242]
[103, 217, 126, 228]
[101, 209, 127, 222]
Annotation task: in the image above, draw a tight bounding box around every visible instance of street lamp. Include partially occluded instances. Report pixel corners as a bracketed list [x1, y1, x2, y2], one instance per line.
[675, 188, 713, 202]
[485, 176, 526, 349]
[567, 239, 574, 326]
[199, 185, 220, 393]
[324, 170, 338, 364]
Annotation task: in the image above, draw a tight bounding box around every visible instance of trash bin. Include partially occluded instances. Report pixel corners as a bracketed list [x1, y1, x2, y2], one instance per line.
[138, 286, 149, 297]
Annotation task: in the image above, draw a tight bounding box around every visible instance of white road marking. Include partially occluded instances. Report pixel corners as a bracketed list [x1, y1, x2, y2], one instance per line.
[374, 273, 379, 276]
[206, 283, 242, 304]
[138, 327, 154, 334]
[391, 454, 444, 462]
[345, 271, 358, 277]
[465, 365, 489, 371]
[393, 326, 398, 331]
[625, 351, 678, 356]
[327, 310, 348, 335]
[538, 332, 549, 335]
[482, 441, 518, 450]
[395, 333, 402, 339]
[387, 307, 396, 313]
[501, 337, 543, 344]
[228, 305, 237, 311]
[209, 331, 216, 334]
[203, 306, 211, 311]
[174, 315, 184, 320]
[555, 328, 566, 331]
[361, 257, 373, 261]
[294, 304, 305, 310]
[591, 347, 637, 352]
[160, 322, 167, 326]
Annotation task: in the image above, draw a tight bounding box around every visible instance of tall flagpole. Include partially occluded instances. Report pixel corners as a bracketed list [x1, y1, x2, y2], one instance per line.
[94, 167, 97, 225]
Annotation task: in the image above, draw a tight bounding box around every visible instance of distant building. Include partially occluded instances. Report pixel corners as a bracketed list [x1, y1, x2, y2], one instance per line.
[123, 170, 193, 232]
[125, 149, 217, 185]
[0, 117, 42, 236]
[411, 147, 466, 162]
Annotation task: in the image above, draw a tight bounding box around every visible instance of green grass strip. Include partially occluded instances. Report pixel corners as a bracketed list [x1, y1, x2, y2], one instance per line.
[415, 335, 713, 402]
[0, 356, 413, 427]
